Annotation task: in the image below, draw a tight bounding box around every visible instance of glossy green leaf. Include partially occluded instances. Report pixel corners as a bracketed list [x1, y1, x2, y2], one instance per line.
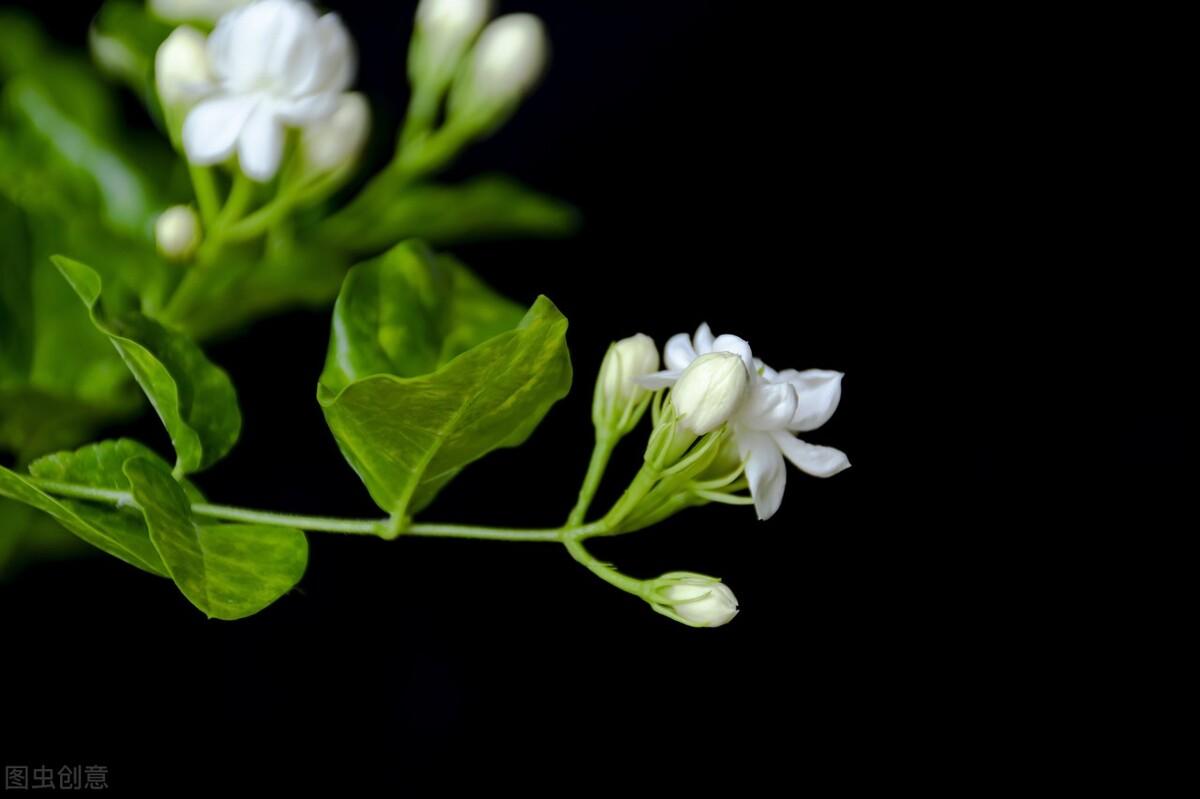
[319, 242, 572, 518]
[51, 256, 241, 475]
[124, 456, 308, 620]
[320, 174, 579, 255]
[0, 439, 186, 576]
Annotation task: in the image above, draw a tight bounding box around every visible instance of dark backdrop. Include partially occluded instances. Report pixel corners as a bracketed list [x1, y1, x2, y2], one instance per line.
[0, 0, 1089, 792]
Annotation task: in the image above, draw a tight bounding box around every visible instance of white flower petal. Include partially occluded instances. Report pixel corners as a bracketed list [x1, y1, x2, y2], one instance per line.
[313, 13, 356, 93]
[754, 358, 777, 381]
[237, 105, 284, 181]
[274, 92, 340, 124]
[738, 429, 786, 521]
[738, 380, 799, 431]
[693, 322, 714, 354]
[664, 332, 697, 372]
[634, 369, 681, 389]
[182, 94, 257, 165]
[221, 1, 282, 88]
[772, 431, 850, 478]
[777, 369, 843, 432]
[711, 334, 754, 373]
[265, 0, 319, 90]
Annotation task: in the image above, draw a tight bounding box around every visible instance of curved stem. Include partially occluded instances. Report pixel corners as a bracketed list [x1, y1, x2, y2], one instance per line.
[562, 536, 646, 598]
[566, 433, 615, 526]
[189, 164, 219, 228]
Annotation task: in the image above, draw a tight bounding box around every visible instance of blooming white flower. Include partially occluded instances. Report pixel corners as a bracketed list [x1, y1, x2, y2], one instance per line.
[641, 323, 850, 521]
[155, 26, 214, 107]
[651, 572, 739, 628]
[449, 13, 546, 125]
[156, 205, 202, 260]
[670, 351, 750, 435]
[300, 92, 370, 174]
[180, 0, 356, 182]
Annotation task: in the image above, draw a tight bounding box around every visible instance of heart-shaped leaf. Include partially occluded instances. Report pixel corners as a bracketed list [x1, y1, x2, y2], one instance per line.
[0, 439, 188, 576]
[123, 456, 308, 621]
[51, 255, 241, 475]
[318, 241, 571, 519]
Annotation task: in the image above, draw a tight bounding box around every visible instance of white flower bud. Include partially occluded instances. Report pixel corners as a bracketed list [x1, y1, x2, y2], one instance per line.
[450, 13, 546, 123]
[149, 0, 250, 24]
[651, 573, 739, 628]
[415, 0, 491, 70]
[156, 205, 201, 261]
[155, 26, 212, 107]
[301, 93, 371, 174]
[594, 334, 659, 431]
[671, 351, 749, 435]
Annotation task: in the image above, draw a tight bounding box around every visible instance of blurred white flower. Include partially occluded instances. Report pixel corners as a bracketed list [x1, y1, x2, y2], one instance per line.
[155, 26, 213, 107]
[156, 205, 202, 260]
[300, 92, 370, 174]
[641, 323, 850, 520]
[180, 0, 356, 182]
[412, 0, 491, 80]
[149, 0, 251, 24]
[450, 13, 546, 124]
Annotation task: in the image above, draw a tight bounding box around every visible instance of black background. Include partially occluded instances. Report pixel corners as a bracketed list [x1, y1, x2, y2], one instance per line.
[3, 0, 1178, 793]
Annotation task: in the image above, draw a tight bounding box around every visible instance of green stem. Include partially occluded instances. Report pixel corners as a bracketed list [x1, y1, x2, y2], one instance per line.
[220, 189, 300, 243]
[25, 477, 599, 541]
[566, 433, 615, 526]
[214, 172, 256, 230]
[189, 164, 220, 228]
[562, 535, 646, 598]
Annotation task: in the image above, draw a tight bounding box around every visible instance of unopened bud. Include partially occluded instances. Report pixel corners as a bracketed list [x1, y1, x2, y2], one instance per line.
[155, 26, 212, 107]
[671, 351, 749, 435]
[449, 13, 546, 128]
[301, 93, 371, 174]
[594, 333, 659, 434]
[155, 205, 201, 261]
[649, 572, 739, 628]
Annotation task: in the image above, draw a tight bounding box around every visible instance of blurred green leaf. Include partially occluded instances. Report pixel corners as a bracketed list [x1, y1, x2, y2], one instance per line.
[52, 256, 241, 475]
[319, 242, 571, 518]
[124, 456, 308, 620]
[89, 1, 172, 103]
[320, 174, 579, 255]
[0, 195, 34, 384]
[0, 439, 186, 576]
[0, 498, 88, 581]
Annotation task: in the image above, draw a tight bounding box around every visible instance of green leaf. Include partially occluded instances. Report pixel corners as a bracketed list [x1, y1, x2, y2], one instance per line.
[0, 439, 183, 576]
[318, 242, 572, 518]
[123, 456, 308, 621]
[319, 174, 579, 255]
[0, 195, 34, 384]
[51, 256, 241, 475]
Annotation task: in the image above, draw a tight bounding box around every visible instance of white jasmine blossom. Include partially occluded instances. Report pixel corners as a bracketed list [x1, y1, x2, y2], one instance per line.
[650, 572, 739, 628]
[155, 26, 213, 107]
[180, 0, 357, 182]
[449, 13, 546, 125]
[641, 323, 850, 520]
[300, 92, 370, 174]
[155, 205, 202, 260]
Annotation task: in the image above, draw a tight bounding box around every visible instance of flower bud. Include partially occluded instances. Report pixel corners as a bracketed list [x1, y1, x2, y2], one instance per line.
[594, 334, 659, 434]
[414, 0, 491, 75]
[671, 351, 749, 435]
[649, 572, 739, 628]
[155, 205, 201, 261]
[155, 26, 212, 107]
[149, 0, 250, 24]
[301, 93, 371, 174]
[449, 13, 546, 128]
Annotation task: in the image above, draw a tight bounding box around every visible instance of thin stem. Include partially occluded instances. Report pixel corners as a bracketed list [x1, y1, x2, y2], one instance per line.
[25, 477, 598, 541]
[566, 433, 615, 526]
[214, 172, 255, 230]
[220, 190, 299, 242]
[562, 536, 646, 598]
[189, 164, 220, 228]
